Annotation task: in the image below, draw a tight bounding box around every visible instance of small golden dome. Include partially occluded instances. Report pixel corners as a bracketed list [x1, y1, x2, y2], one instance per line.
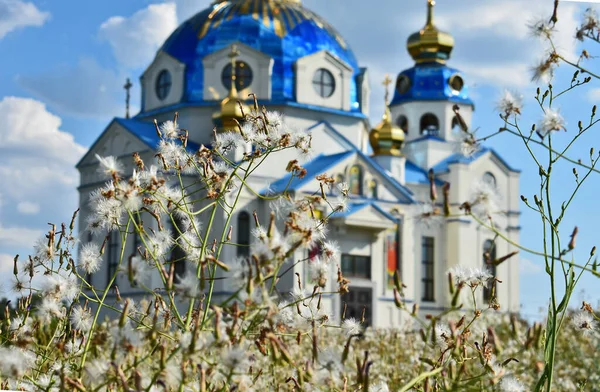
[407, 0, 454, 64]
[369, 75, 405, 156]
[212, 45, 251, 132]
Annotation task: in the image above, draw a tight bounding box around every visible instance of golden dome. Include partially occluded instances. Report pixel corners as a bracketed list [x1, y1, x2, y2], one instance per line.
[407, 0, 454, 64]
[369, 75, 405, 156]
[212, 45, 251, 132]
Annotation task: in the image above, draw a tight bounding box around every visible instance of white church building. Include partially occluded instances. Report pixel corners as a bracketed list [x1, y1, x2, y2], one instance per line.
[77, 0, 521, 327]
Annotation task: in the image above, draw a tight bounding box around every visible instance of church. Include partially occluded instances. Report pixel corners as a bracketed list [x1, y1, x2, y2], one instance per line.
[76, 0, 521, 327]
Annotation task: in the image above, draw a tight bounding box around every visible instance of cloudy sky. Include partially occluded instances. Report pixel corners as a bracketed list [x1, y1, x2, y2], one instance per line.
[0, 0, 599, 318]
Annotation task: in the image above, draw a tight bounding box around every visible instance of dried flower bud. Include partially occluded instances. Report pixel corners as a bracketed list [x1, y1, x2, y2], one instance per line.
[569, 226, 578, 250]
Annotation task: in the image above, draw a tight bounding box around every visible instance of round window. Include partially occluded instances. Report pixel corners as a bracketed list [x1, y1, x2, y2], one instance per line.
[449, 74, 464, 93]
[222, 61, 253, 91]
[312, 68, 336, 98]
[155, 70, 172, 101]
[396, 74, 411, 94]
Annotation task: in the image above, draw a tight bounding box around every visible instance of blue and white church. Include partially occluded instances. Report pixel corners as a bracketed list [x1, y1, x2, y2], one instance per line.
[77, 0, 521, 326]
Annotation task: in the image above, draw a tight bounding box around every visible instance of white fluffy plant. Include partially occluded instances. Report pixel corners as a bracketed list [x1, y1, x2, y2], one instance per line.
[0, 102, 388, 391]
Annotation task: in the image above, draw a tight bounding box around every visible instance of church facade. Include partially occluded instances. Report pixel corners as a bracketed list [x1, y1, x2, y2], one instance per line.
[77, 0, 521, 327]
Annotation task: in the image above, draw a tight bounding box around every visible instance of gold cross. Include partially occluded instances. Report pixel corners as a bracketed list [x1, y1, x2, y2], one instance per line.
[228, 45, 240, 93]
[382, 74, 393, 104]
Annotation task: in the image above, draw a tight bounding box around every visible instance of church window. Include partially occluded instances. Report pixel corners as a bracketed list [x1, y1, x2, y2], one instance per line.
[421, 236, 435, 301]
[312, 68, 336, 98]
[396, 115, 409, 133]
[341, 286, 372, 326]
[483, 172, 497, 188]
[156, 70, 172, 100]
[483, 240, 497, 302]
[396, 74, 411, 94]
[237, 211, 251, 258]
[420, 113, 439, 136]
[348, 165, 363, 195]
[222, 60, 253, 91]
[170, 217, 187, 282]
[107, 230, 120, 286]
[368, 179, 378, 199]
[449, 73, 464, 93]
[341, 254, 371, 279]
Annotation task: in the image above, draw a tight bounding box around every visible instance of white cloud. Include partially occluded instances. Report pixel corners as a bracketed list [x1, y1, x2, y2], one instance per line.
[587, 87, 600, 103]
[0, 224, 42, 249]
[174, 0, 211, 23]
[0, 0, 49, 40]
[17, 57, 135, 119]
[0, 97, 84, 249]
[99, 3, 178, 69]
[520, 258, 543, 275]
[17, 201, 39, 215]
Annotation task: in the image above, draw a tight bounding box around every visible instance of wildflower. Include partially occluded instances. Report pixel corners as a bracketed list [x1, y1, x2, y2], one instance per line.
[413, 202, 443, 227]
[456, 131, 480, 157]
[448, 266, 493, 286]
[341, 317, 363, 336]
[95, 154, 123, 178]
[469, 179, 501, 220]
[158, 140, 186, 168]
[159, 120, 179, 139]
[0, 347, 34, 378]
[38, 297, 63, 321]
[127, 256, 153, 285]
[531, 55, 557, 84]
[499, 375, 526, 392]
[321, 241, 340, 263]
[79, 242, 102, 274]
[40, 273, 78, 302]
[33, 237, 55, 264]
[572, 311, 596, 335]
[174, 272, 200, 298]
[497, 89, 523, 117]
[537, 108, 566, 138]
[308, 258, 329, 287]
[434, 324, 452, 349]
[147, 229, 174, 258]
[222, 347, 250, 371]
[331, 196, 348, 212]
[215, 131, 244, 154]
[70, 305, 92, 332]
[84, 358, 110, 385]
[529, 18, 554, 39]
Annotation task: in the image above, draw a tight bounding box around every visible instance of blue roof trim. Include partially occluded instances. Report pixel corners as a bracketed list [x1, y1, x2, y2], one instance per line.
[318, 121, 416, 201]
[332, 201, 398, 222]
[262, 151, 353, 195]
[135, 100, 367, 120]
[405, 134, 446, 144]
[390, 64, 474, 107]
[76, 118, 200, 169]
[431, 147, 520, 173]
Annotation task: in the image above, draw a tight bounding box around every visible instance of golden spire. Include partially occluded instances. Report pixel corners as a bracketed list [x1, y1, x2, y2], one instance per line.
[212, 45, 250, 132]
[369, 75, 405, 157]
[407, 0, 454, 64]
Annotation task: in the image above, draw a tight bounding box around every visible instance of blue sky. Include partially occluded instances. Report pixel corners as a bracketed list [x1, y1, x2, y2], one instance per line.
[0, 0, 599, 320]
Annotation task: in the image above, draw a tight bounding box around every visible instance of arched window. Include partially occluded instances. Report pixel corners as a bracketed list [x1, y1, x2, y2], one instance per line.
[483, 172, 497, 188]
[483, 240, 497, 302]
[155, 70, 172, 100]
[368, 179, 378, 199]
[237, 211, 251, 257]
[396, 115, 409, 133]
[312, 68, 336, 98]
[222, 61, 253, 91]
[420, 113, 439, 136]
[348, 165, 363, 196]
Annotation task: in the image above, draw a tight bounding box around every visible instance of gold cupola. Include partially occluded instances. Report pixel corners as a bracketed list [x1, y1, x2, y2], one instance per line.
[212, 45, 250, 132]
[407, 0, 454, 64]
[369, 75, 405, 156]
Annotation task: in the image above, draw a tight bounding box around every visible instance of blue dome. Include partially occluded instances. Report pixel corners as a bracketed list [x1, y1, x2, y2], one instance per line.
[159, 0, 361, 110]
[391, 64, 474, 107]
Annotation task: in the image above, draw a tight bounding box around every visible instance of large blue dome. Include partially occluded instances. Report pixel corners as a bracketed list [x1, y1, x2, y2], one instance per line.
[159, 0, 361, 110]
